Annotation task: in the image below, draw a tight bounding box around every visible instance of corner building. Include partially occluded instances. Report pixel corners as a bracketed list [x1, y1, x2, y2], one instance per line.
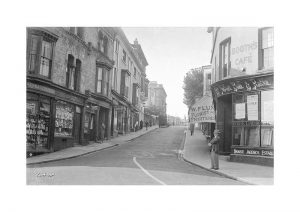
[207, 27, 274, 166]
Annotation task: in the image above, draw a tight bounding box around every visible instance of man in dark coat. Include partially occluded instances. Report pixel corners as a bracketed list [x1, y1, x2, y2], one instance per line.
[208, 129, 220, 170]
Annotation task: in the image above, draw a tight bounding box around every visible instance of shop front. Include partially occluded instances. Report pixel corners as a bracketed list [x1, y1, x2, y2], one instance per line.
[27, 77, 87, 155]
[211, 72, 274, 166]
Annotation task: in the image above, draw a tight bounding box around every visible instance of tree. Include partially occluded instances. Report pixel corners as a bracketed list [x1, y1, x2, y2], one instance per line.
[183, 69, 204, 107]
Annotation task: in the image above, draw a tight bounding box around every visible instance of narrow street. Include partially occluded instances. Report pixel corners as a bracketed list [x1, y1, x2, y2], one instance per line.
[27, 127, 245, 185]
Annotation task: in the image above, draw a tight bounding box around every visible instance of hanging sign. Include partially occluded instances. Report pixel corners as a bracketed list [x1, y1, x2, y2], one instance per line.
[189, 95, 216, 123]
[247, 95, 258, 120]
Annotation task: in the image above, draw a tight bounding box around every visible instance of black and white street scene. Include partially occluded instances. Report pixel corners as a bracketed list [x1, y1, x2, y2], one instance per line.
[26, 27, 274, 185]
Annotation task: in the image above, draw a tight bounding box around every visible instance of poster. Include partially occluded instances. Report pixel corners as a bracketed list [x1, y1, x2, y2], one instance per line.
[262, 101, 273, 123]
[235, 103, 245, 119]
[247, 95, 258, 120]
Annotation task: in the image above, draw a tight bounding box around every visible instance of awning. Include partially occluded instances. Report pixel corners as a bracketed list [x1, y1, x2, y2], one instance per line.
[189, 94, 216, 123]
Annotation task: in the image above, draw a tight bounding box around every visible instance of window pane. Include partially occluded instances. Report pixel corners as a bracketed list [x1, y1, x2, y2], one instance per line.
[97, 68, 102, 80]
[233, 127, 246, 145]
[30, 35, 39, 54]
[29, 54, 37, 72]
[261, 90, 274, 125]
[41, 40, 52, 59]
[262, 28, 274, 48]
[40, 57, 50, 77]
[263, 47, 274, 69]
[97, 81, 102, 93]
[245, 127, 260, 147]
[261, 126, 273, 146]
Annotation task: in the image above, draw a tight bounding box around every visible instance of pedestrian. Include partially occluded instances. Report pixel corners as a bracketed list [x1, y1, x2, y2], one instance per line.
[208, 129, 220, 170]
[140, 120, 143, 129]
[145, 121, 149, 130]
[135, 121, 139, 132]
[100, 122, 106, 143]
[189, 122, 195, 136]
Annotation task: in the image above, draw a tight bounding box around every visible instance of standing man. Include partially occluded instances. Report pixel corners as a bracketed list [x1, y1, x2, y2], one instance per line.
[145, 121, 149, 130]
[208, 129, 220, 170]
[189, 122, 195, 136]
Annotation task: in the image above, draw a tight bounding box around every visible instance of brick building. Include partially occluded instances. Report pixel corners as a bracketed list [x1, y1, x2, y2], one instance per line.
[26, 27, 150, 155]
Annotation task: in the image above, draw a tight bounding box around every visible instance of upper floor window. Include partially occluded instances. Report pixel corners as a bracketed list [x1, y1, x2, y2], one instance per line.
[70, 27, 84, 39]
[114, 40, 119, 53]
[121, 70, 130, 98]
[103, 36, 108, 56]
[96, 67, 109, 96]
[27, 29, 57, 78]
[219, 38, 231, 79]
[66, 55, 81, 91]
[122, 49, 127, 63]
[134, 67, 137, 78]
[261, 28, 274, 69]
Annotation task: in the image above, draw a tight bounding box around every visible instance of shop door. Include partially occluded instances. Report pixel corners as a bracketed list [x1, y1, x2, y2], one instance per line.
[74, 111, 81, 145]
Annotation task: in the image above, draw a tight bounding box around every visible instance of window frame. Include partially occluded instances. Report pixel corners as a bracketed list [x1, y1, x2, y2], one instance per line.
[219, 37, 231, 80]
[96, 67, 110, 96]
[27, 29, 57, 79]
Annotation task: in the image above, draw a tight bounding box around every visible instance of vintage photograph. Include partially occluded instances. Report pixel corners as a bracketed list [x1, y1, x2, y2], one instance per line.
[26, 27, 274, 185]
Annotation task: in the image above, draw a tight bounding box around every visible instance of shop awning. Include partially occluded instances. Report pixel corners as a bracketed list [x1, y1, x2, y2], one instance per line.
[189, 94, 216, 123]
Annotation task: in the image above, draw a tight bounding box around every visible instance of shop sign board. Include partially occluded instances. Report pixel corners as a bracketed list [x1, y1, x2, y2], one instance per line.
[189, 95, 216, 123]
[212, 74, 273, 98]
[232, 148, 273, 157]
[27, 82, 55, 95]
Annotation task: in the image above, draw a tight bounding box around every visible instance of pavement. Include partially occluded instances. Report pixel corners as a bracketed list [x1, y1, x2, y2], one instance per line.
[26, 125, 159, 165]
[182, 129, 274, 185]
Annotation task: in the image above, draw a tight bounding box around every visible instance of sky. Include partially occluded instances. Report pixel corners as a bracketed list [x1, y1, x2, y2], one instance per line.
[123, 27, 212, 119]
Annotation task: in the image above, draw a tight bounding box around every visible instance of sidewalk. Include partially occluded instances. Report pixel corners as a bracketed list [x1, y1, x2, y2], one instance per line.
[27, 126, 158, 165]
[182, 129, 274, 185]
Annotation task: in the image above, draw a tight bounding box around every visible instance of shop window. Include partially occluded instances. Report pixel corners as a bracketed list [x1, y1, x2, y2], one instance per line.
[55, 101, 74, 137]
[261, 90, 274, 146]
[219, 38, 231, 79]
[27, 29, 57, 78]
[96, 67, 109, 96]
[26, 94, 50, 151]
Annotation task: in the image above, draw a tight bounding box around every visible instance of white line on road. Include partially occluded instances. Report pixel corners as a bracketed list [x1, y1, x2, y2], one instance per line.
[133, 157, 167, 185]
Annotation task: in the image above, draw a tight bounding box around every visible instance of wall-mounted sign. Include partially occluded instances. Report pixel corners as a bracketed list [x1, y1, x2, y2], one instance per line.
[189, 95, 216, 123]
[232, 148, 273, 157]
[212, 74, 273, 98]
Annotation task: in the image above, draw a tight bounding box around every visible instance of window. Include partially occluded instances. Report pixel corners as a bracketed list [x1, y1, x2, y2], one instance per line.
[27, 29, 57, 78]
[122, 49, 127, 63]
[113, 67, 117, 90]
[96, 67, 109, 96]
[232, 90, 273, 147]
[103, 36, 108, 55]
[98, 30, 104, 52]
[262, 28, 274, 69]
[114, 40, 119, 53]
[121, 70, 130, 98]
[134, 67, 137, 78]
[66, 55, 75, 90]
[55, 101, 74, 137]
[219, 38, 231, 79]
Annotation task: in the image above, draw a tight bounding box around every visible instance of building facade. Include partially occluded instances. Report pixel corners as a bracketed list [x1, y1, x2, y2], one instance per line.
[207, 27, 274, 166]
[26, 27, 150, 156]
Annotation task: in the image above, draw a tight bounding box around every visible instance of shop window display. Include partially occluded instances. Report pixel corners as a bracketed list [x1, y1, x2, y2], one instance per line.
[261, 90, 274, 146]
[26, 94, 50, 150]
[55, 101, 74, 137]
